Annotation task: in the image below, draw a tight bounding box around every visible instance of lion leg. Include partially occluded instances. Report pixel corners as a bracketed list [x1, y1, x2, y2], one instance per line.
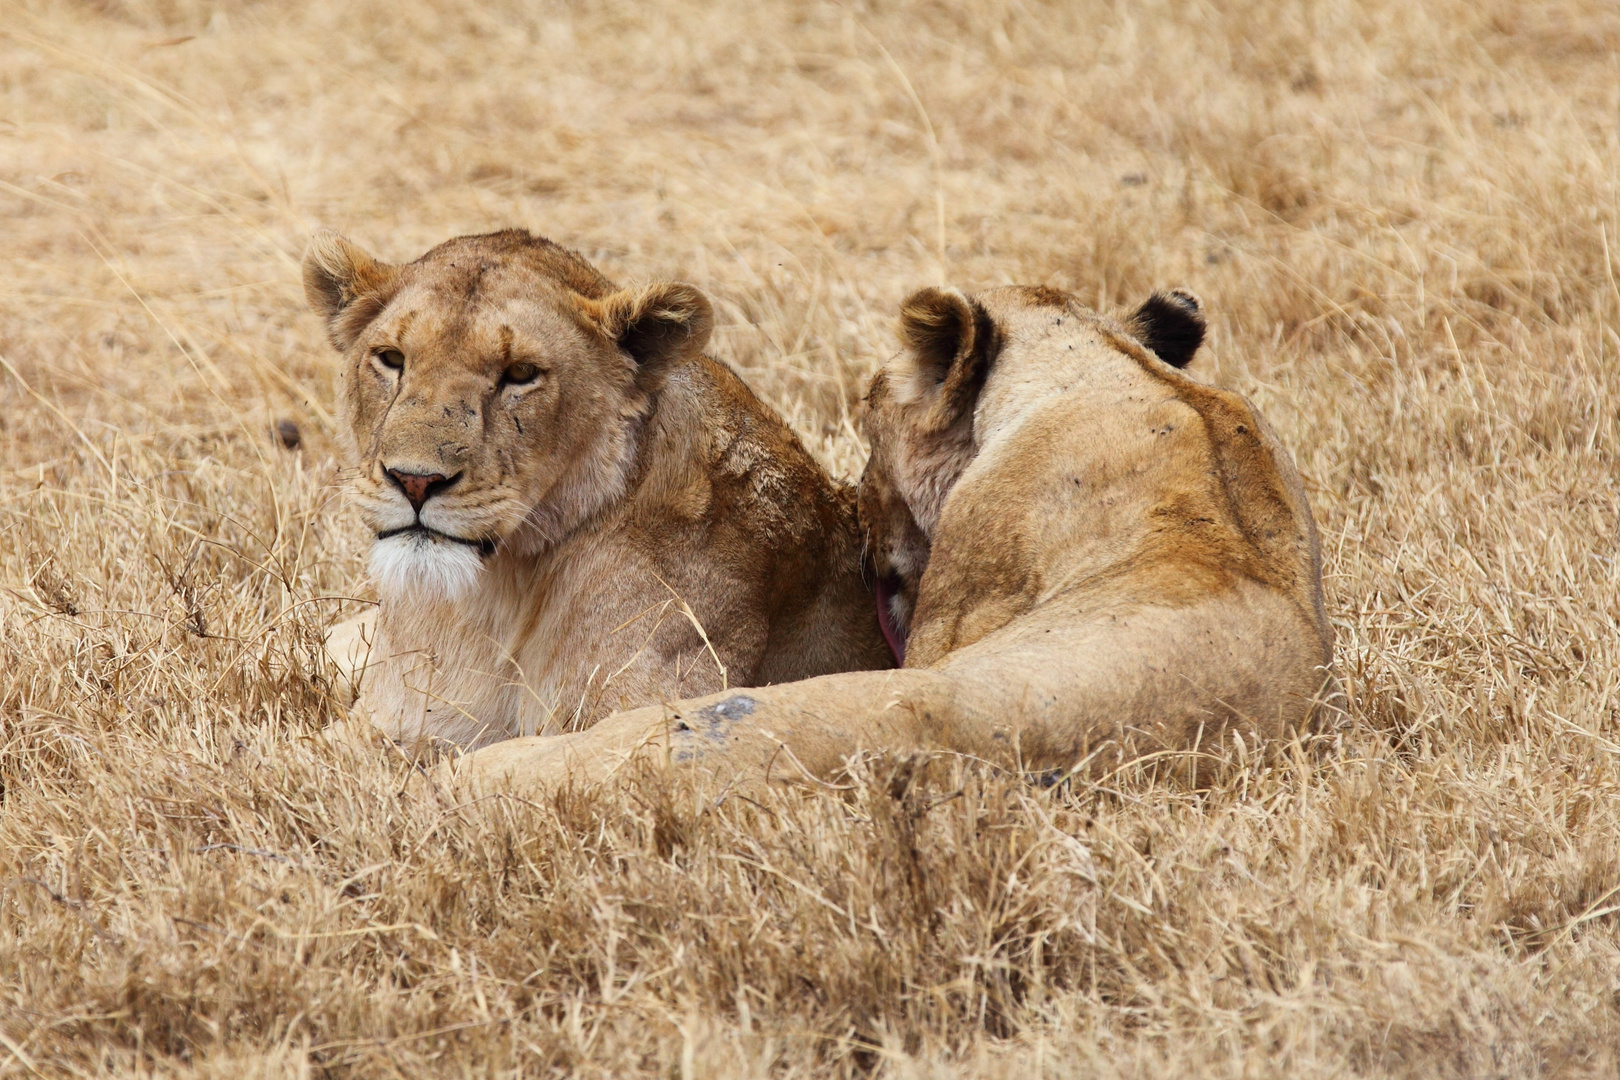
[931, 583, 1334, 777]
[318, 609, 404, 752]
[318, 610, 377, 749]
[446, 583, 1329, 797]
[323, 609, 379, 702]
[444, 668, 952, 796]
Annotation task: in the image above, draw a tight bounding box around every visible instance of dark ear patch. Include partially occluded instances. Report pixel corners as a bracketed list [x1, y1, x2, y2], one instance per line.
[597, 282, 714, 375]
[1125, 289, 1206, 369]
[894, 287, 997, 429]
[898, 287, 976, 386]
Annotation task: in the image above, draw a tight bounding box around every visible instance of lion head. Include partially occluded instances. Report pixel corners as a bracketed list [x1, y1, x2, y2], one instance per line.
[303, 229, 712, 603]
[858, 284, 1207, 653]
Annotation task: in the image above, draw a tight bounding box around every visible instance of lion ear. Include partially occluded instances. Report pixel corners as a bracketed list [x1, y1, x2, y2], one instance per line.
[302, 229, 401, 351]
[596, 282, 714, 379]
[1124, 289, 1205, 369]
[892, 287, 996, 429]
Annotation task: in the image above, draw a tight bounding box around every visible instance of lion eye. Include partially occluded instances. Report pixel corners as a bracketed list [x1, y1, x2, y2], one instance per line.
[503, 362, 543, 386]
[372, 348, 405, 371]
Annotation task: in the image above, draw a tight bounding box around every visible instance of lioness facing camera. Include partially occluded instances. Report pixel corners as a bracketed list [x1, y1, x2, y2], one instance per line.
[454, 284, 1338, 791]
[306, 229, 891, 747]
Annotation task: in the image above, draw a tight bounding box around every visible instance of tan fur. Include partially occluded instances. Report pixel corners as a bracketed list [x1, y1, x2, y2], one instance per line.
[307, 229, 891, 748]
[450, 285, 1339, 789]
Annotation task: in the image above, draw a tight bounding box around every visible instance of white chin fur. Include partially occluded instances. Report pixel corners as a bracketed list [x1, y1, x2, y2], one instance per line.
[368, 532, 485, 603]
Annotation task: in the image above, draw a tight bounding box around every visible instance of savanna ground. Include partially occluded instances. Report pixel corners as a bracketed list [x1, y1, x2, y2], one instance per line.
[2, 0, 1619, 1075]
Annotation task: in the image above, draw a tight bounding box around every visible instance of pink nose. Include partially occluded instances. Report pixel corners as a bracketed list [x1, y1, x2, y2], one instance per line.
[386, 469, 455, 512]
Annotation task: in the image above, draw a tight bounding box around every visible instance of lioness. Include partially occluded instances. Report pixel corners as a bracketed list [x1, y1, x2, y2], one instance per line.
[453, 284, 1337, 790]
[306, 229, 891, 747]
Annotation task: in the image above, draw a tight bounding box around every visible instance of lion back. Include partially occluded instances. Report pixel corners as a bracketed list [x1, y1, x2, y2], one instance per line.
[1169, 378, 1334, 667]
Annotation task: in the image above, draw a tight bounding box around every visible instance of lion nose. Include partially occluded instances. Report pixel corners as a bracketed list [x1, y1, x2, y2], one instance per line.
[385, 468, 460, 513]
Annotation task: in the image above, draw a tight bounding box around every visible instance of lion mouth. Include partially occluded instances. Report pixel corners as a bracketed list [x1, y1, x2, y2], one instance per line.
[375, 524, 497, 558]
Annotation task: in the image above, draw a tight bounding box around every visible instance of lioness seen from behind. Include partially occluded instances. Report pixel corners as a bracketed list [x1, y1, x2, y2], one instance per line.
[306, 229, 892, 748]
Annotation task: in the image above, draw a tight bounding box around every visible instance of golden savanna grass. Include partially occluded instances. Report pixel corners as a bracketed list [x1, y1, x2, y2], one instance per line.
[3, 0, 1620, 1074]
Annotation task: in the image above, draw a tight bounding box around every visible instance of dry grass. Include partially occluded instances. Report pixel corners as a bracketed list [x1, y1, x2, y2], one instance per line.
[3, 0, 1620, 1074]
